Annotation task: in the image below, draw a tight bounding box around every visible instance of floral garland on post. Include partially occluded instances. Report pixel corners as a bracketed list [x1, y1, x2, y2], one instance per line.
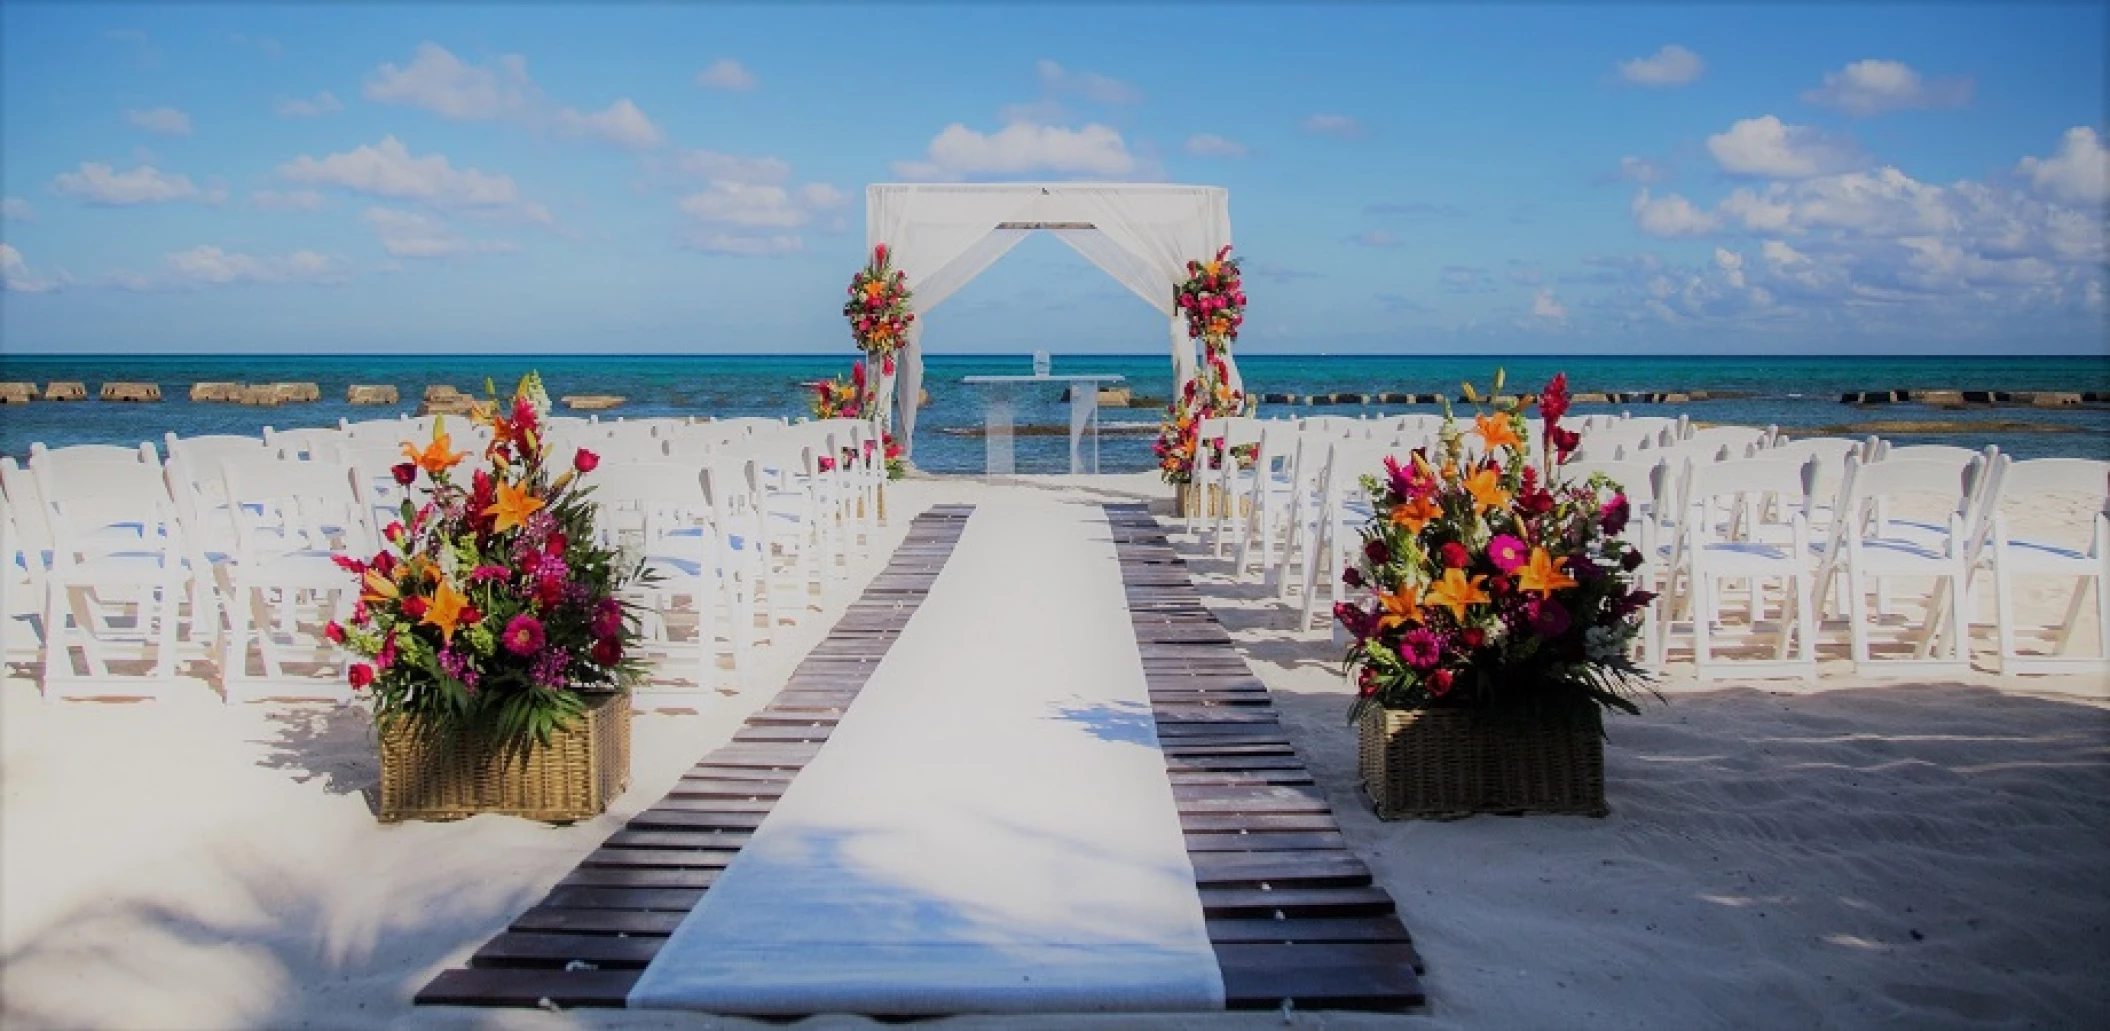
[333, 372, 650, 750]
[1153, 245, 1249, 484]
[843, 243, 915, 420]
[807, 359, 906, 479]
[1333, 370, 1656, 726]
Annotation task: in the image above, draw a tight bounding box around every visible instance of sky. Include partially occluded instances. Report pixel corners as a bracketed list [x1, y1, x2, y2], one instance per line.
[1, 2, 2105, 356]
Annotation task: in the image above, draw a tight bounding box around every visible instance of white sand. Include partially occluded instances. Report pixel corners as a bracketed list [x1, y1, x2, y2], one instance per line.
[4, 473, 2107, 1030]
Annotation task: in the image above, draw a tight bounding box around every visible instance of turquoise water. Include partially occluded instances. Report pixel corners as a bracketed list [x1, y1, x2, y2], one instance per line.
[2, 353, 2105, 471]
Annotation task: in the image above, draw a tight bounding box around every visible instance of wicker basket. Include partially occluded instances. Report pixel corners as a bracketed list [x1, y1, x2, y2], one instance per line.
[1358, 704, 1607, 820]
[1177, 483, 1203, 517]
[378, 691, 632, 823]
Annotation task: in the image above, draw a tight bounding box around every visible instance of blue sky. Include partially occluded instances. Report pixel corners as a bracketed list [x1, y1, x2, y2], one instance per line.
[1, 3, 2104, 355]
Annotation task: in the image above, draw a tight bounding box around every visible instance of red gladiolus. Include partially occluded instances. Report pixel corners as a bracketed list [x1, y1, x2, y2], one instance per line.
[391, 462, 418, 486]
[347, 663, 375, 690]
[1427, 669, 1454, 696]
[1357, 668, 1378, 698]
[545, 533, 568, 557]
[1341, 567, 1364, 588]
[1538, 373, 1571, 424]
[1601, 494, 1631, 536]
[874, 242, 888, 263]
[591, 637, 622, 666]
[1440, 542, 1472, 569]
[331, 554, 366, 574]
[324, 621, 345, 644]
[574, 448, 600, 473]
[371, 551, 396, 577]
[401, 595, 428, 619]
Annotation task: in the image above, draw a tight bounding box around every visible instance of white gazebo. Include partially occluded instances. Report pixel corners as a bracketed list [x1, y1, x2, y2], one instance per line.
[864, 183, 1238, 458]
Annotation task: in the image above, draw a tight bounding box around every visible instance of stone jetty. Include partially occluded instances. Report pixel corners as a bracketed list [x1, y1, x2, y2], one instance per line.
[417, 385, 477, 417]
[99, 382, 161, 402]
[189, 381, 321, 405]
[1057, 385, 1135, 406]
[190, 382, 245, 402]
[1841, 389, 2105, 408]
[347, 384, 400, 405]
[0, 383, 37, 405]
[43, 382, 87, 401]
[560, 394, 625, 411]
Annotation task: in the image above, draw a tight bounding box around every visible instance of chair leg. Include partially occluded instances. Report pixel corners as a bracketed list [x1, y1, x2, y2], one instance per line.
[1795, 570, 1818, 680]
[1693, 573, 1714, 675]
[2050, 575, 2093, 656]
[1847, 565, 1872, 667]
[1994, 567, 2019, 670]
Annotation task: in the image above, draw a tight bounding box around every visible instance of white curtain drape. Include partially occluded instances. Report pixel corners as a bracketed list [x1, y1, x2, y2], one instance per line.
[865, 183, 1234, 458]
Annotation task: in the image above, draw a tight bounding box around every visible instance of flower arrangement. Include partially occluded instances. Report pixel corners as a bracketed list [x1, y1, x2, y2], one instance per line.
[806, 360, 906, 480]
[333, 373, 649, 748]
[1154, 245, 1250, 485]
[1335, 371, 1655, 725]
[844, 243, 914, 368]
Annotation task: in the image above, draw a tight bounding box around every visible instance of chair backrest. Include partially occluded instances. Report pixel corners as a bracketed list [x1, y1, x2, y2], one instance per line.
[221, 457, 376, 560]
[589, 461, 712, 552]
[1997, 458, 2110, 507]
[0, 457, 54, 559]
[1559, 458, 1669, 510]
[263, 425, 346, 459]
[29, 442, 160, 469]
[1681, 454, 1820, 536]
[32, 458, 186, 565]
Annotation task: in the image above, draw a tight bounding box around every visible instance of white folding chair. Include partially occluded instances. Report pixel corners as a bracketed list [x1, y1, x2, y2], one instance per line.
[217, 457, 374, 702]
[1988, 458, 2110, 675]
[1823, 456, 1985, 677]
[593, 462, 743, 702]
[1669, 454, 1822, 681]
[34, 459, 195, 697]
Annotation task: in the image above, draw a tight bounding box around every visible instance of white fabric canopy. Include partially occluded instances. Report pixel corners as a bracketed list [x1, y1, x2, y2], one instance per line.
[865, 183, 1234, 457]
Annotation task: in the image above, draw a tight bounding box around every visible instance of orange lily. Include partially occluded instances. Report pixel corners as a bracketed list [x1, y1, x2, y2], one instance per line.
[1375, 581, 1423, 631]
[360, 568, 400, 604]
[1515, 547, 1579, 595]
[483, 480, 545, 534]
[422, 577, 470, 644]
[1390, 495, 1442, 534]
[1425, 567, 1492, 621]
[1462, 465, 1512, 514]
[1474, 413, 1523, 452]
[403, 422, 467, 477]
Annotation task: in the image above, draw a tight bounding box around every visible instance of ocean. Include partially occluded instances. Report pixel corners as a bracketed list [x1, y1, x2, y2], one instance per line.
[2, 353, 2105, 472]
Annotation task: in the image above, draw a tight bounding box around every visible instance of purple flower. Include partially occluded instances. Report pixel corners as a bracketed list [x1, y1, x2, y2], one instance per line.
[1399, 628, 1442, 670]
[1528, 598, 1570, 638]
[502, 614, 546, 656]
[1488, 534, 1528, 573]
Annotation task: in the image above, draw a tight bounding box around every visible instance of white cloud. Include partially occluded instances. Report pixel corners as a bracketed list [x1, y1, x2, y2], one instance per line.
[364, 41, 659, 149]
[1, 243, 57, 293]
[364, 42, 534, 120]
[51, 162, 200, 205]
[1035, 59, 1142, 105]
[678, 182, 811, 228]
[1184, 133, 1248, 159]
[893, 121, 1139, 180]
[1301, 113, 1362, 138]
[1802, 60, 1972, 117]
[274, 91, 342, 118]
[1531, 288, 1568, 320]
[796, 182, 849, 210]
[695, 59, 757, 92]
[1707, 115, 1868, 178]
[1617, 44, 1704, 87]
[682, 231, 801, 257]
[1713, 247, 1746, 288]
[251, 189, 326, 212]
[277, 136, 534, 214]
[110, 246, 347, 290]
[1630, 189, 1720, 237]
[1614, 156, 1665, 184]
[362, 206, 517, 259]
[2017, 127, 2109, 206]
[675, 149, 791, 186]
[126, 107, 191, 135]
[1349, 230, 1402, 247]
[2, 197, 33, 221]
[551, 98, 663, 150]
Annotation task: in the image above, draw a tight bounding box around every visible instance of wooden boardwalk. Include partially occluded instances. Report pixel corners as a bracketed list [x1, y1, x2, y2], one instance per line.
[417, 500, 1424, 1013]
[417, 505, 975, 1008]
[1105, 503, 1426, 1012]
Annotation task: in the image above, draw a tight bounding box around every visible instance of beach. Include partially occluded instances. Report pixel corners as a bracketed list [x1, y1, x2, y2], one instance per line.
[4, 472, 2106, 1030]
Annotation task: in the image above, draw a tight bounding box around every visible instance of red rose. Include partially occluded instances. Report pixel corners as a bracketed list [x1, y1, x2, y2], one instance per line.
[1357, 668, 1378, 697]
[458, 605, 482, 626]
[545, 533, 568, 557]
[391, 463, 417, 486]
[1341, 567, 1364, 588]
[1440, 542, 1471, 569]
[1363, 540, 1392, 566]
[591, 637, 622, 666]
[400, 595, 428, 619]
[1427, 669, 1454, 696]
[1460, 627, 1486, 649]
[324, 621, 345, 644]
[347, 663, 375, 690]
[574, 448, 600, 473]
[1487, 575, 1512, 597]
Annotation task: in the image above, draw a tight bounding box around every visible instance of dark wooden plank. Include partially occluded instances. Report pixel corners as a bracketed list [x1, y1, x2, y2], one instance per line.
[416, 968, 640, 1008]
[627, 808, 766, 831]
[664, 779, 787, 799]
[1200, 886, 1395, 918]
[604, 829, 753, 850]
[648, 796, 776, 813]
[1217, 944, 1425, 1010]
[1173, 785, 1332, 812]
[1169, 770, 1316, 787]
[1207, 916, 1415, 945]
[1184, 830, 1350, 851]
[509, 905, 687, 935]
[1182, 812, 1340, 834]
[558, 867, 718, 889]
[470, 931, 666, 969]
[1165, 755, 1307, 772]
[580, 847, 738, 869]
[538, 886, 706, 911]
[1190, 850, 1371, 888]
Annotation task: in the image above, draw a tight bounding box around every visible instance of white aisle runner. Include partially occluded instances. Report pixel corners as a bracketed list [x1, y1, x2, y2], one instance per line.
[628, 498, 1225, 1015]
